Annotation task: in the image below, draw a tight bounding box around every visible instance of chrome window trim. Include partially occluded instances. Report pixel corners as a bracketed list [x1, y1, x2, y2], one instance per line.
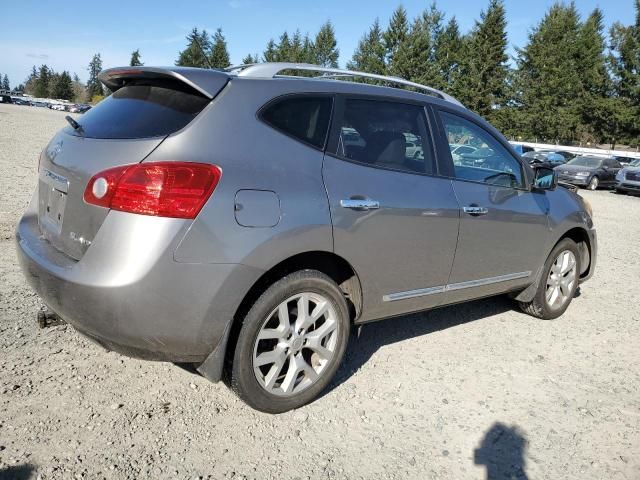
[382, 271, 532, 302]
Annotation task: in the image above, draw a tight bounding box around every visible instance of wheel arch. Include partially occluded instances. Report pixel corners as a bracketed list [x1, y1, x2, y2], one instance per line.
[513, 226, 593, 303]
[557, 227, 592, 278]
[196, 250, 363, 382]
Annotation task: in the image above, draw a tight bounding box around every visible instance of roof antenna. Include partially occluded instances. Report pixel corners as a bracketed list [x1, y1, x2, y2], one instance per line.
[192, 34, 214, 69]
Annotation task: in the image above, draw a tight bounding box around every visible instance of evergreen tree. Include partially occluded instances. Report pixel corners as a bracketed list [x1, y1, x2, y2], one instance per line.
[23, 66, 38, 96]
[574, 9, 609, 143]
[263, 39, 278, 62]
[607, 0, 640, 146]
[210, 28, 230, 68]
[34, 65, 52, 98]
[314, 21, 339, 67]
[176, 28, 212, 67]
[276, 32, 292, 61]
[242, 53, 259, 64]
[456, 0, 508, 119]
[289, 30, 305, 62]
[302, 34, 316, 63]
[609, 0, 640, 102]
[50, 71, 74, 100]
[347, 18, 387, 75]
[392, 4, 444, 87]
[129, 49, 143, 66]
[435, 18, 463, 90]
[384, 5, 409, 74]
[86, 53, 104, 100]
[2, 74, 9, 91]
[514, 4, 583, 142]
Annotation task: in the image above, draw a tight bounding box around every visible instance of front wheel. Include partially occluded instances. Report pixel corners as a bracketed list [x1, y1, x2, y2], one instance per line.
[519, 238, 581, 320]
[587, 176, 599, 190]
[230, 270, 350, 413]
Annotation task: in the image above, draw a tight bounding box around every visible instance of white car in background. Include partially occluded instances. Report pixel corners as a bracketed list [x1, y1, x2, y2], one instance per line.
[449, 144, 477, 164]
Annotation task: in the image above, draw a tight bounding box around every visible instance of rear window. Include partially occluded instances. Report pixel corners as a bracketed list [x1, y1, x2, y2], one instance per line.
[70, 79, 210, 139]
[260, 95, 333, 149]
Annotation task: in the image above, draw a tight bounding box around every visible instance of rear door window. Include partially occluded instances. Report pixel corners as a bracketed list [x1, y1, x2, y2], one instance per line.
[333, 98, 435, 175]
[260, 95, 333, 149]
[69, 79, 211, 139]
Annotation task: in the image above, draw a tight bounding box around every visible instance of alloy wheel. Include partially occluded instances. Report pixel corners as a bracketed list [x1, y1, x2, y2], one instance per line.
[252, 293, 339, 396]
[545, 250, 577, 309]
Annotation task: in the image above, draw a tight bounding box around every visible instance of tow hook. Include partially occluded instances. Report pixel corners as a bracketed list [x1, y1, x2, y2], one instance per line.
[37, 309, 66, 329]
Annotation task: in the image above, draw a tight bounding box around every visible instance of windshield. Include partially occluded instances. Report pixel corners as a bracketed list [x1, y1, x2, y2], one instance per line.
[630, 159, 640, 167]
[567, 157, 602, 168]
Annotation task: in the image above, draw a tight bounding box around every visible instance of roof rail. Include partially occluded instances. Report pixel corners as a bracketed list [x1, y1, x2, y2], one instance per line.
[225, 63, 464, 107]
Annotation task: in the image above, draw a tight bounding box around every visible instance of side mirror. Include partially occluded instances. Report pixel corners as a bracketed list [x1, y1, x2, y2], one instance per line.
[533, 166, 557, 191]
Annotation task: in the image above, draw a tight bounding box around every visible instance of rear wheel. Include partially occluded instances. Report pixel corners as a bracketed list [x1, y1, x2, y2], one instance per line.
[519, 238, 581, 320]
[587, 176, 599, 190]
[230, 270, 350, 413]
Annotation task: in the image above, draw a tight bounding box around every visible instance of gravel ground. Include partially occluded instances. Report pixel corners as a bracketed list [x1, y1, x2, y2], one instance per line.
[1, 104, 639, 480]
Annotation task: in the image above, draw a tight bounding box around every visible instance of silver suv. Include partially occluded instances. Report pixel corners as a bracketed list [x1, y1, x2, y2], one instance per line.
[17, 63, 597, 413]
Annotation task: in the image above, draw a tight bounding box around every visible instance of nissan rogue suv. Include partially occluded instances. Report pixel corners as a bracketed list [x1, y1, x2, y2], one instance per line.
[16, 63, 597, 413]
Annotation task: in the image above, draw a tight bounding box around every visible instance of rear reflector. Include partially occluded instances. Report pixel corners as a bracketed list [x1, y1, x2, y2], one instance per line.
[84, 162, 221, 219]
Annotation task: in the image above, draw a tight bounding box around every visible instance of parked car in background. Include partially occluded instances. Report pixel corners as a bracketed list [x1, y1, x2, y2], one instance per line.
[404, 134, 424, 159]
[611, 155, 639, 166]
[523, 151, 566, 167]
[541, 150, 576, 162]
[16, 63, 597, 413]
[555, 156, 622, 190]
[31, 101, 48, 108]
[0, 94, 13, 104]
[449, 144, 478, 163]
[12, 97, 31, 106]
[510, 143, 535, 155]
[615, 159, 640, 195]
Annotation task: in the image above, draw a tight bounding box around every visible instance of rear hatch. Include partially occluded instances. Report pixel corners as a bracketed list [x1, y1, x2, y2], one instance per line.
[37, 68, 228, 260]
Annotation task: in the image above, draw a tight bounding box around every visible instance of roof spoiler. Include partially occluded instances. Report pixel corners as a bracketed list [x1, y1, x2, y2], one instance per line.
[98, 66, 230, 99]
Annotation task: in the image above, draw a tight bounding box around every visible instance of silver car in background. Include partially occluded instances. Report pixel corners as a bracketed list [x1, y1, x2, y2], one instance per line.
[16, 64, 597, 412]
[616, 159, 640, 195]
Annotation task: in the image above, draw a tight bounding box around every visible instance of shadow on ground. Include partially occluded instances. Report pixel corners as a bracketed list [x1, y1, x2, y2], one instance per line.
[0, 464, 36, 480]
[329, 295, 515, 390]
[474, 422, 529, 479]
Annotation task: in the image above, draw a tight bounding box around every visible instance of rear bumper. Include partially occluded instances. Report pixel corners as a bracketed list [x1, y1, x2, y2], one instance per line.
[16, 203, 261, 363]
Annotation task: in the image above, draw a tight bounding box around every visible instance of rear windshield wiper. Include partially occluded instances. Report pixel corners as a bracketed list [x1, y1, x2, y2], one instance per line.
[65, 115, 84, 134]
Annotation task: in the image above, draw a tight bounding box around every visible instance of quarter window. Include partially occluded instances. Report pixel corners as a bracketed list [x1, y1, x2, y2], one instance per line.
[261, 96, 332, 149]
[440, 112, 524, 188]
[335, 99, 434, 175]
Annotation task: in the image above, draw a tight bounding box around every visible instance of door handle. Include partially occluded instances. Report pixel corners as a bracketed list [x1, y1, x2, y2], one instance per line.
[340, 198, 380, 211]
[463, 205, 489, 216]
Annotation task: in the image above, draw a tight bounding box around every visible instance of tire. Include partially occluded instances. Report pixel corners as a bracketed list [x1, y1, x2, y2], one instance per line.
[587, 176, 599, 190]
[518, 238, 581, 320]
[230, 270, 350, 413]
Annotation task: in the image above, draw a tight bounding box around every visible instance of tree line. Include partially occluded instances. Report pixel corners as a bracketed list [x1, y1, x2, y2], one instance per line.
[173, 1, 639, 148]
[10, 0, 639, 147]
[19, 50, 140, 103]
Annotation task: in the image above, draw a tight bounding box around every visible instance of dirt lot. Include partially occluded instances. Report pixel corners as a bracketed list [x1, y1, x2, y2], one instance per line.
[1, 103, 639, 480]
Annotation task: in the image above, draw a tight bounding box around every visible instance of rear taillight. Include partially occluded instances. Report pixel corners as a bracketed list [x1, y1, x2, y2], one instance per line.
[84, 162, 221, 219]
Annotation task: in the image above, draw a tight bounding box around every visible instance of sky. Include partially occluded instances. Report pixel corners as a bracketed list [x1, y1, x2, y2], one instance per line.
[0, 0, 636, 87]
